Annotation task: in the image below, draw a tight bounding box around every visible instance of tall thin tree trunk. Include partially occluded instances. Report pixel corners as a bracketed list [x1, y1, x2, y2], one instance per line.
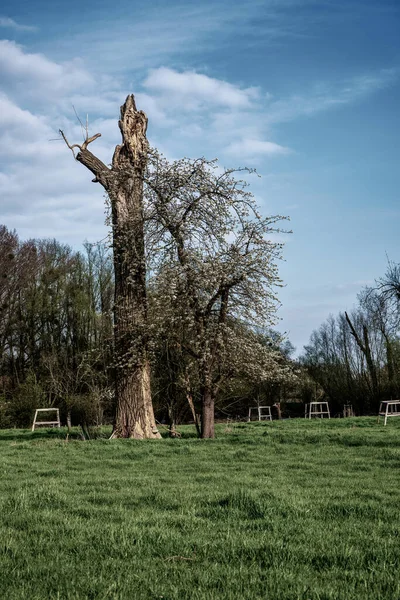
[186, 392, 201, 438]
[61, 95, 160, 439]
[383, 332, 396, 397]
[362, 324, 378, 396]
[167, 404, 178, 438]
[201, 384, 215, 439]
[345, 312, 379, 401]
[183, 373, 201, 437]
[67, 410, 72, 432]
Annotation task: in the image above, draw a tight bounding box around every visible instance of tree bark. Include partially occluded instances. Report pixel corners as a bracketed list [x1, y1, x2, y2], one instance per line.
[62, 95, 160, 439]
[167, 405, 178, 438]
[186, 391, 201, 438]
[66, 410, 72, 432]
[201, 384, 215, 438]
[274, 402, 282, 420]
[114, 359, 159, 438]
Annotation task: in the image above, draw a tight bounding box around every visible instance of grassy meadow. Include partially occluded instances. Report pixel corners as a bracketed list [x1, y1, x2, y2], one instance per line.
[1, 417, 400, 599]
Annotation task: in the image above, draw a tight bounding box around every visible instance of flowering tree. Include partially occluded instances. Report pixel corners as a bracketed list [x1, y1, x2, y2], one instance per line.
[61, 96, 290, 439]
[145, 152, 290, 437]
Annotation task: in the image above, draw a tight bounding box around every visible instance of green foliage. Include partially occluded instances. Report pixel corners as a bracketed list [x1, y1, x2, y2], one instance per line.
[1, 418, 400, 599]
[67, 389, 113, 429]
[0, 395, 11, 428]
[9, 372, 46, 428]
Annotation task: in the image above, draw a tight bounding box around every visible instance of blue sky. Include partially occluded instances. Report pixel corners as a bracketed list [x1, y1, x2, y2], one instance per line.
[0, 0, 399, 352]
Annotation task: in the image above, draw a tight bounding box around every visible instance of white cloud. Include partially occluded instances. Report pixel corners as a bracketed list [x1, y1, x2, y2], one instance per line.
[0, 17, 37, 32]
[0, 40, 94, 102]
[0, 92, 114, 246]
[0, 35, 396, 251]
[137, 68, 277, 162]
[226, 138, 291, 158]
[143, 67, 259, 110]
[0, 92, 46, 131]
[134, 93, 173, 128]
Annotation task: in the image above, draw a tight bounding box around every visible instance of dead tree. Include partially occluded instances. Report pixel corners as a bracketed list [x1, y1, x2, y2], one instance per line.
[345, 311, 379, 399]
[61, 95, 160, 439]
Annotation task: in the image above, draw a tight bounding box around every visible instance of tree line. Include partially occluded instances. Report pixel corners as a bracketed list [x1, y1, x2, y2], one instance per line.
[300, 262, 400, 415]
[3, 88, 396, 432]
[12, 94, 395, 434]
[0, 222, 297, 433]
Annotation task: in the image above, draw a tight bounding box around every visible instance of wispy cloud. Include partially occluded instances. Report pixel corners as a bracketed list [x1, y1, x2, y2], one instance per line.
[143, 68, 259, 110]
[264, 69, 399, 124]
[48, 0, 311, 73]
[137, 68, 288, 160]
[226, 138, 291, 158]
[0, 17, 37, 32]
[47, 3, 251, 71]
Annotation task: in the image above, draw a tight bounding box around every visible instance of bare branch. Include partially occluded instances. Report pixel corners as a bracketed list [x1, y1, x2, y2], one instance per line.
[81, 133, 102, 150]
[72, 104, 87, 141]
[59, 129, 82, 158]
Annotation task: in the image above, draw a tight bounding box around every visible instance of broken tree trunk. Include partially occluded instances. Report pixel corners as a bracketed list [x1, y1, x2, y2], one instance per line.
[60, 95, 161, 439]
[345, 311, 379, 400]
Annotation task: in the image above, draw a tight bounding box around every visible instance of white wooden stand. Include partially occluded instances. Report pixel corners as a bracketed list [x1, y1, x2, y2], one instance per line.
[32, 408, 61, 431]
[248, 406, 272, 422]
[378, 400, 400, 426]
[305, 402, 330, 419]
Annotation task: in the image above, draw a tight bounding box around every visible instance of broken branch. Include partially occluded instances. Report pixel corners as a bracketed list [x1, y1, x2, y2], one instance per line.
[59, 130, 82, 158]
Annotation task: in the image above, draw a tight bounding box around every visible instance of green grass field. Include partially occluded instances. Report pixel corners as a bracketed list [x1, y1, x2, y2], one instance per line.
[1, 418, 400, 599]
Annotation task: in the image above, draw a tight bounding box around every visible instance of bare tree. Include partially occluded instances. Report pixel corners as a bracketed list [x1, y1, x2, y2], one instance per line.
[345, 310, 379, 399]
[360, 287, 400, 398]
[61, 96, 160, 439]
[377, 259, 400, 304]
